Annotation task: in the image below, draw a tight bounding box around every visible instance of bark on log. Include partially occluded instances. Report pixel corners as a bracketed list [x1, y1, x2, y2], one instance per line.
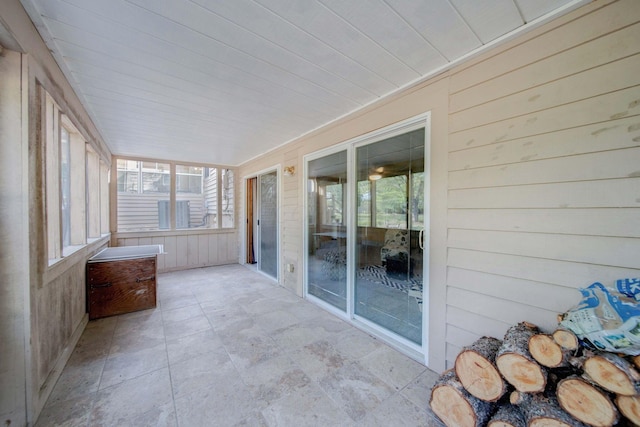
[455, 336, 507, 402]
[556, 376, 619, 427]
[487, 404, 525, 427]
[512, 391, 588, 427]
[553, 328, 580, 351]
[496, 322, 548, 393]
[429, 369, 494, 427]
[529, 333, 572, 368]
[582, 351, 640, 396]
[615, 394, 640, 426]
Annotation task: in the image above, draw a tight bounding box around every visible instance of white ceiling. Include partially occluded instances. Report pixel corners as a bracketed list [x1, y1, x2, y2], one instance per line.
[20, 0, 588, 166]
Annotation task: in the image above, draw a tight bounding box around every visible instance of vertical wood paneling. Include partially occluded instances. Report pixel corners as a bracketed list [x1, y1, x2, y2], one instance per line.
[112, 230, 238, 272]
[163, 236, 177, 270]
[151, 236, 165, 271]
[187, 235, 198, 267]
[175, 236, 188, 267]
[198, 234, 209, 266]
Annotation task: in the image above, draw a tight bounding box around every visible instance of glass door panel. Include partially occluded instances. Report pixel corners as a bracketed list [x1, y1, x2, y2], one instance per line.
[355, 128, 425, 344]
[259, 171, 278, 279]
[306, 151, 348, 311]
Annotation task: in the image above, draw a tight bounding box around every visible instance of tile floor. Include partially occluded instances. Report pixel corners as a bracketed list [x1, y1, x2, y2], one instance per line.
[36, 264, 443, 426]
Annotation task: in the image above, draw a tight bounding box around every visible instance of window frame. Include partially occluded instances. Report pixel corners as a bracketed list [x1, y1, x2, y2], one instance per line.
[41, 86, 111, 265]
[114, 156, 236, 232]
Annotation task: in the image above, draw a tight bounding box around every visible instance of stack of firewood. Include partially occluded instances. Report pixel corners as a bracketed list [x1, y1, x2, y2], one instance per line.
[429, 322, 640, 426]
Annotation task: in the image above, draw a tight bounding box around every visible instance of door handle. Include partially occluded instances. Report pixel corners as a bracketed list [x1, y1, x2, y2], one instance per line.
[419, 229, 425, 250]
[136, 275, 155, 283]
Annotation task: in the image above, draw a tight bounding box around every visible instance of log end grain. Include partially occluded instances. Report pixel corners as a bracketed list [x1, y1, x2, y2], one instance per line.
[615, 395, 640, 426]
[552, 329, 579, 351]
[456, 350, 505, 401]
[497, 353, 546, 393]
[430, 385, 476, 427]
[529, 334, 564, 368]
[556, 377, 619, 427]
[584, 354, 640, 396]
[430, 369, 494, 427]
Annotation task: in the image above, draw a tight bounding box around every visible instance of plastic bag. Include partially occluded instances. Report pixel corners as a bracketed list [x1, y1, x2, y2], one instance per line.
[559, 278, 640, 355]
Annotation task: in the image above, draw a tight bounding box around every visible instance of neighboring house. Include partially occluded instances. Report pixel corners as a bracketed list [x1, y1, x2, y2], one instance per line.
[1, 0, 639, 425]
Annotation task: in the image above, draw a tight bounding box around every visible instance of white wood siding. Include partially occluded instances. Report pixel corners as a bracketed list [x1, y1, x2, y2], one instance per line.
[117, 193, 205, 230]
[445, 0, 640, 367]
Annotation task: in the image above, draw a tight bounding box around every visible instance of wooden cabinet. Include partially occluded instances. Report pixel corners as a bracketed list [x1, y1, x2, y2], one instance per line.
[87, 249, 159, 320]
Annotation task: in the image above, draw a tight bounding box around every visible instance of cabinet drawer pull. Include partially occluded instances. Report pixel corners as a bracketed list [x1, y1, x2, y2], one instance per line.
[136, 275, 155, 283]
[91, 282, 112, 289]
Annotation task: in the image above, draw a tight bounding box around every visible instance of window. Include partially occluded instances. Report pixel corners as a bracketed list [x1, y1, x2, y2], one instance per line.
[42, 87, 109, 263]
[116, 160, 170, 231]
[86, 146, 101, 239]
[100, 161, 110, 235]
[116, 158, 235, 231]
[221, 168, 234, 228]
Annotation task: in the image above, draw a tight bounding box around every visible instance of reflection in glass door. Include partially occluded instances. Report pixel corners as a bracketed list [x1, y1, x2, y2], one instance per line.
[355, 128, 425, 344]
[259, 171, 278, 279]
[306, 150, 348, 311]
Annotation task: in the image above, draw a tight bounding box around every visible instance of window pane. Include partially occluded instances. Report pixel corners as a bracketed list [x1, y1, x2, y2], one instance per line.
[375, 175, 408, 229]
[117, 161, 170, 231]
[176, 164, 210, 229]
[100, 161, 110, 235]
[60, 127, 71, 247]
[221, 168, 234, 228]
[357, 181, 371, 227]
[141, 162, 170, 193]
[324, 183, 343, 225]
[176, 165, 203, 194]
[306, 150, 347, 311]
[45, 93, 61, 260]
[117, 159, 138, 193]
[205, 167, 218, 228]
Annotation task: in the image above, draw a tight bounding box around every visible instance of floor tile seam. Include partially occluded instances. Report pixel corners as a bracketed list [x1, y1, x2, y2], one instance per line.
[97, 352, 170, 392]
[97, 317, 120, 393]
[163, 330, 181, 427]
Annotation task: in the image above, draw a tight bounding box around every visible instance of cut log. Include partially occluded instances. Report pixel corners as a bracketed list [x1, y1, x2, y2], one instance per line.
[512, 391, 588, 427]
[556, 376, 619, 427]
[553, 328, 580, 351]
[455, 336, 507, 402]
[529, 334, 571, 368]
[496, 322, 548, 393]
[615, 394, 640, 426]
[583, 351, 640, 396]
[487, 404, 525, 427]
[429, 369, 494, 427]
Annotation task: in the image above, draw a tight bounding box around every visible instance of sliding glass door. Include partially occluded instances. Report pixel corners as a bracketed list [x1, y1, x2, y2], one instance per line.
[306, 150, 348, 311]
[355, 128, 425, 345]
[304, 116, 428, 352]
